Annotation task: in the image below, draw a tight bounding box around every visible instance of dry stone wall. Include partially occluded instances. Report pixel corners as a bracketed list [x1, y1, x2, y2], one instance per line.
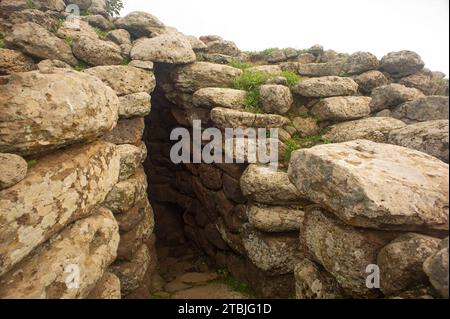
[0, 1, 449, 299]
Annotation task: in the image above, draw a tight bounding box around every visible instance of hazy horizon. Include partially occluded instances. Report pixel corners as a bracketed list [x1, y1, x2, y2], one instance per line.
[122, 0, 449, 76]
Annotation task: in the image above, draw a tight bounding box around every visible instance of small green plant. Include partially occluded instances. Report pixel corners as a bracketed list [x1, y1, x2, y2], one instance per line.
[121, 56, 131, 65]
[64, 36, 73, 47]
[215, 269, 256, 297]
[227, 60, 254, 70]
[51, 19, 66, 33]
[0, 39, 4, 49]
[27, 160, 37, 168]
[281, 70, 302, 88]
[26, 0, 36, 9]
[233, 70, 270, 113]
[284, 138, 300, 162]
[108, 21, 117, 30]
[74, 62, 88, 72]
[80, 9, 89, 16]
[94, 27, 108, 39]
[106, 0, 124, 16]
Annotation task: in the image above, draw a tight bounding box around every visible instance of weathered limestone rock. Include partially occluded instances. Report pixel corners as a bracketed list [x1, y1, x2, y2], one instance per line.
[55, 19, 98, 40]
[185, 35, 207, 51]
[300, 208, 398, 298]
[192, 88, 246, 110]
[0, 48, 36, 75]
[0, 141, 120, 277]
[115, 198, 151, 233]
[128, 60, 154, 70]
[37, 59, 71, 72]
[5, 22, 77, 65]
[172, 62, 242, 93]
[370, 83, 425, 112]
[423, 244, 449, 298]
[34, 0, 66, 11]
[288, 139, 449, 231]
[115, 11, 166, 38]
[87, 272, 121, 299]
[8, 8, 57, 31]
[206, 40, 240, 56]
[294, 259, 344, 299]
[323, 117, 406, 143]
[116, 143, 147, 181]
[293, 76, 358, 97]
[377, 233, 441, 296]
[0, 0, 28, 16]
[106, 29, 131, 46]
[198, 163, 222, 190]
[241, 224, 301, 275]
[259, 85, 293, 114]
[354, 70, 389, 94]
[388, 120, 449, 163]
[130, 34, 196, 64]
[119, 92, 151, 119]
[380, 50, 425, 78]
[87, 0, 107, 16]
[297, 60, 345, 77]
[0, 70, 119, 155]
[248, 205, 304, 232]
[292, 117, 320, 137]
[240, 165, 304, 205]
[102, 117, 145, 145]
[210, 107, 290, 129]
[72, 36, 123, 66]
[84, 65, 156, 96]
[399, 69, 448, 96]
[311, 96, 372, 121]
[103, 168, 147, 214]
[343, 51, 379, 74]
[0, 153, 27, 190]
[390, 96, 449, 124]
[247, 65, 282, 76]
[0, 208, 119, 298]
[110, 244, 152, 295]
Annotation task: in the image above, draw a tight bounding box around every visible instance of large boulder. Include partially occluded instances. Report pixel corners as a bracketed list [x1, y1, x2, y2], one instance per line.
[0, 48, 36, 75]
[343, 51, 379, 75]
[390, 96, 449, 124]
[206, 40, 240, 56]
[293, 76, 358, 97]
[241, 224, 301, 275]
[172, 62, 242, 93]
[30, 0, 66, 11]
[380, 51, 425, 78]
[0, 70, 119, 155]
[388, 120, 449, 163]
[192, 88, 246, 110]
[106, 29, 132, 46]
[0, 141, 120, 277]
[377, 233, 441, 296]
[0, 153, 27, 190]
[84, 65, 156, 96]
[288, 139, 449, 231]
[423, 242, 449, 298]
[370, 83, 425, 112]
[259, 84, 293, 115]
[5, 22, 77, 65]
[240, 165, 305, 205]
[0, 208, 119, 299]
[247, 205, 304, 232]
[119, 92, 151, 119]
[72, 36, 123, 66]
[8, 9, 58, 32]
[116, 143, 147, 181]
[130, 33, 196, 64]
[311, 96, 372, 122]
[399, 69, 448, 96]
[323, 117, 406, 143]
[297, 60, 345, 77]
[102, 117, 145, 145]
[354, 70, 389, 94]
[87, 272, 121, 299]
[115, 11, 166, 38]
[210, 107, 290, 129]
[300, 208, 398, 298]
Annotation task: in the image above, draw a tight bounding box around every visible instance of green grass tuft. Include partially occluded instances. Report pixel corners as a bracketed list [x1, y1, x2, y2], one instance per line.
[215, 269, 256, 297]
[227, 60, 254, 70]
[94, 27, 108, 39]
[283, 131, 333, 162]
[232, 70, 270, 114]
[64, 36, 73, 47]
[27, 160, 38, 168]
[0, 39, 4, 49]
[26, 0, 36, 9]
[281, 70, 302, 88]
[121, 56, 131, 65]
[74, 62, 88, 72]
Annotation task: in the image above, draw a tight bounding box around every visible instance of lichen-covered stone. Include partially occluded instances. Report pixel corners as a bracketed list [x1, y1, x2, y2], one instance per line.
[311, 96, 372, 122]
[0, 48, 36, 75]
[87, 272, 121, 299]
[115, 11, 166, 38]
[390, 96, 449, 124]
[72, 36, 123, 66]
[192, 88, 246, 110]
[248, 205, 304, 232]
[343, 51, 379, 74]
[354, 70, 389, 94]
[380, 50, 425, 78]
[370, 83, 425, 112]
[211, 107, 290, 129]
[293, 76, 358, 97]
[0, 153, 27, 190]
[119, 92, 151, 119]
[423, 244, 449, 298]
[259, 84, 293, 114]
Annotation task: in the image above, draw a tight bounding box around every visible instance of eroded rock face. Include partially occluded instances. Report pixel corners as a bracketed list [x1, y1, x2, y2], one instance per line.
[0, 48, 36, 75]
[241, 165, 304, 205]
[288, 139, 449, 232]
[300, 208, 398, 298]
[323, 117, 406, 143]
[72, 36, 123, 66]
[247, 205, 304, 232]
[210, 107, 290, 129]
[116, 143, 147, 181]
[343, 51, 379, 75]
[87, 272, 121, 299]
[370, 83, 425, 112]
[0, 208, 119, 299]
[311, 96, 372, 122]
[206, 40, 240, 57]
[0, 70, 119, 156]
[293, 76, 358, 97]
[172, 62, 242, 93]
[119, 92, 151, 119]
[390, 96, 449, 124]
[106, 29, 131, 46]
[241, 224, 301, 275]
[380, 50, 425, 78]
[423, 243, 449, 298]
[259, 85, 293, 115]
[398, 70, 448, 96]
[130, 34, 196, 64]
[388, 120, 449, 163]
[377, 233, 441, 296]
[0, 141, 120, 277]
[193, 88, 246, 110]
[297, 60, 345, 77]
[115, 11, 166, 38]
[354, 70, 389, 94]
[5, 22, 77, 66]
[0, 153, 27, 190]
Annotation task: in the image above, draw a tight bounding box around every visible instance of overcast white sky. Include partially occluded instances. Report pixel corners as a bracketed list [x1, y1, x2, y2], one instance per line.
[122, 0, 449, 76]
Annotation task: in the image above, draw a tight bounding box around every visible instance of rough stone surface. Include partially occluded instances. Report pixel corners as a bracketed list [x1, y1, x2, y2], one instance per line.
[130, 34, 196, 64]
[388, 120, 449, 163]
[119, 92, 151, 119]
[323, 117, 406, 143]
[380, 51, 425, 78]
[0, 153, 27, 190]
[102, 117, 145, 145]
[354, 70, 389, 94]
[288, 139, 449, 231]
[192, 88, 246, 110]
[377, 233, 441, 296]
[398, 69, 448, 96]
[293, 76, 358, 97]
[241, 165, 304, 205]
[343, 51, 379, 74]
[0, 48, 36, 75]
[248, 205, 304, 232]
[390, 96, 449, 124]
[206, 40, 240, 56]
[211, 107, 290, 129]
[259, 85, 293, 114]
[0, 70, 119, 156]
[84, 65, 156, 96]
[370, 83, 425, 112]
[5, 22, 77, 66]
[247, 65, 282, 76]
[0, 208, 119, 299]
[106, 29, 131, 46]
[72, 36, 123, 66]
[116, 143, 147, 181]
[87, 272, 121, 299]
[0, 141, 119, 277]
[115, 11, 166, 38]
[423, 245, 449, 298]
[311, 96, 372, 121]
[292, 117, 320, 137]
[297, 60, 345, 77]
